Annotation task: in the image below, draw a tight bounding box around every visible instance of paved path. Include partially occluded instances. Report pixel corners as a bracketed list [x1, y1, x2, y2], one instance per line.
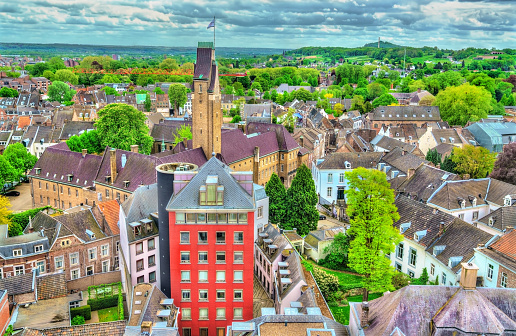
[6, 182, 33, 212]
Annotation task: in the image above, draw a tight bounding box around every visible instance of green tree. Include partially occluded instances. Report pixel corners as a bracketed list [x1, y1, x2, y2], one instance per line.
[102, 86, 119, 96]
[66, 130, 103, 154]
[48, 57, 66, 71]
[47, 81, 76, 103]
[367, 82, 386, 100]
[168, 84, 187, 114]
[0, 195, 12, 229]
[3, 143, 37, 180]
[451, 145, 496, 179]
[425, 148, 442, 166]
[53, 69, 79, 85]
[435, 83, 492, 126]
[250, 81, 262, 92]
[95, 103, 153, 154]
[441, 154, 456, 173]
[372, 93, 398, 108]
[154, 87, 165, 95]
[0, 156, 16, 192]
[412, 267, 429, 285]
[0, 87, 19, 97]
[172, 125, 192, 146]
[292, 88, 312, 102]
[230, 115, 241, 123]
[144, 93, 152, 112]
[159, 58, 179, 70]
[42, 70, 54, 81]
[320, 232, 351, 270]
[265, 173, 287, 225]
[345, 167, 402, 301]
[283, 164, 318, 235]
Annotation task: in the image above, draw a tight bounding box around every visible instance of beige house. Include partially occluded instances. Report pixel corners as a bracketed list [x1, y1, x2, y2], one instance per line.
[303, 227, 346, 262]
[418, 126, 465, 155]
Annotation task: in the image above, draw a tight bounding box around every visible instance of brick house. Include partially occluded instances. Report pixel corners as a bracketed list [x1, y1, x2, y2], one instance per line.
[0, 290, 8, 335]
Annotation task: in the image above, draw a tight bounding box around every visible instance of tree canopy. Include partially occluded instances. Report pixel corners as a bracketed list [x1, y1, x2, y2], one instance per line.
[345, 167, 401, 301]
[451, 145, 496, 179]
[283, 164, 319, 235]
[53, 69, 79, 85]
[490, 143, 516, 185]
[435, 83, 492, 126]
[265, 173, 287, 225]
[3, 143, 37, 180]
[168, 84, 187, 114]
[66, 129, 103, 154]
[172, 125, 192, 147]
[47, 81, 76, 103]
[372, 93, 398, 108]
[95, 103, 154, 154]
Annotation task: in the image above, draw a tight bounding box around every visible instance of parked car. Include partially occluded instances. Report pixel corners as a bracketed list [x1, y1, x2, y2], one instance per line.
[4, 191, 20, 196]
[319, 215, 326, 220]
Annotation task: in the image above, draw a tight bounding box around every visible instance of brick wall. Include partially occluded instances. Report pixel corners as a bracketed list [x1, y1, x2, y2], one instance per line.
[14, 291, 37, 305]
[0, 293, 9, 335]
[66, 271, 121, 292]
[497, 265, 515, 288]
[31, 178, 97, 209]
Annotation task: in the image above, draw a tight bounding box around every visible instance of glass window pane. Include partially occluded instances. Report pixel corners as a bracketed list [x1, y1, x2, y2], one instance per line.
[207, 213, 217, 223]
[207, 185, 216, 203]
[228, 213, 237, 223]
[186, 213, 196, 223]
[217, 213, 227, 223]
[238, 213, 247, 223]
[176, 213, 185, 223]
[197, 213, 206, 223]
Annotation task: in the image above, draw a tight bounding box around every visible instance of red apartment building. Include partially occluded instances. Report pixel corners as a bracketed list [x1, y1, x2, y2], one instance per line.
[166, 157, 256, 336]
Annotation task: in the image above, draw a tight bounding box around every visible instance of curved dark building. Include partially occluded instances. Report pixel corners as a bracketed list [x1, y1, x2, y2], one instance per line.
[156, 162, 198, 296]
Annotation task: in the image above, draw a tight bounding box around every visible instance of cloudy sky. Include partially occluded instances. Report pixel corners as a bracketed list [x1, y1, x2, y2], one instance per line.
[0, 0, 514, 50]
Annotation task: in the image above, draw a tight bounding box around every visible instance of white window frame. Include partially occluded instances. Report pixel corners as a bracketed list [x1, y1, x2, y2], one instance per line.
[181, 270, 191, 283]
[14, 265, 24, 275]
[34, 245, 44, 253]
[327, 173, 333, 183]
[339, 173, 345, 183]
[199, 270, 208, 283]
[234, 290, 243, 302]
[13, 249, 22, 257]
[181, 290, 191, 302]
[182, 308, 191, 320]
[234, 308, 243, 320]
[70, 252, 79, 266]
[216, 270, 226, 283]
[216, 308, 226, 320]
[88, 248, 97, 261]
[55, 255, 64, 269]
[71, 268, 80, 280]
[199, 308, 208, 320]
[327, 187, 332, 197]
[234, 270, 243, 283]
[487, 264, 494, 280]
[501, 272, 507, 288]
[257, 206, 263, 219]
[101, 244, 109, 257]
[101, 260, 110, 273]
[36, 260, 45, 274]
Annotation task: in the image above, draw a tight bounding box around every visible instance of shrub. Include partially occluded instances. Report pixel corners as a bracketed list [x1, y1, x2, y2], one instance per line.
[301, 260, 314, 273]
[391, 272, 410, 290]
[70, 305, 91, 320]
[71, 315, 85, 325]
[117, 282, 124, 320]
[313, 267, 339, 300]
[87, 296, 118, 311]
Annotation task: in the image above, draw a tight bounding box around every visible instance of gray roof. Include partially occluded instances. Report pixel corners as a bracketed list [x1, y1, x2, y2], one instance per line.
[0, 271, 35, 295]
[0, 224, 50, 260]
[247, 314, 349, 336]
[253, 184, 267, 201]
[167, 157, 254, 211]
[122, 184, 159, 223]
[317, 152, 383, 170]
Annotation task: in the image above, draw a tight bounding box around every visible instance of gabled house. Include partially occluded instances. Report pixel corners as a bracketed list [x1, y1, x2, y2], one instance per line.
[418, 127, 465, 155]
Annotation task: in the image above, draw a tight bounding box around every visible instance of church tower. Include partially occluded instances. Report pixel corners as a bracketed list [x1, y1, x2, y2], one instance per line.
[192, 42, 222, 157]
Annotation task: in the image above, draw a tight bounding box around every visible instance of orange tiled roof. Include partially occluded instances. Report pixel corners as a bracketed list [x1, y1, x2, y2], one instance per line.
[490, 229, 516, 260]
[17, 116, 32, 129]
[97, 199, 120, 235]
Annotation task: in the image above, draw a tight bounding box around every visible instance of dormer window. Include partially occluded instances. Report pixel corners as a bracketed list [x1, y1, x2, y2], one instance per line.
[344, 161, 351, 169]
[472, 198, 477, 207]
[105, 176, 111, 183]
[200, 175, 224, 206]
[35, 168, 41, 175]
[67, 174, 73, 182]
[13, 249, 22, 257]
[130, 222, 142, 236]
[124, 181, 130, 188]
[488, 217, 494, 226]
[460, 200, 466, 209]
[504, 195, 512, 206]
[440, 137, 446, 143]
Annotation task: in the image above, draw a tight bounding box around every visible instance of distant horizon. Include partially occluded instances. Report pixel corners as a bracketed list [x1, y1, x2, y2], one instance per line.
[1, 0, 514, 50]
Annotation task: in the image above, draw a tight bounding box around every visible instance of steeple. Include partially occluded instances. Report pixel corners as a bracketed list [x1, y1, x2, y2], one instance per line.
[191, 42, 222, 158]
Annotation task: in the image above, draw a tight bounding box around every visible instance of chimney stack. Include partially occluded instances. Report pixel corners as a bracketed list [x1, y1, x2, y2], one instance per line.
[438, 222, 445, 236]
[182, 137, 188, 150]
[141, 321, 152, 334]
[407, 168, 415, 179]
[417, 88, 422, 93]
[130, 145, 139, 153]
[253, 146, 260, 185]
[459, 262, 479, 290]
[28, 216, 33, 233]
[360, 302, 369, 328]
[110, 148, 117, 184]
[299, 135, 304, 148]
[82, 149, 88, 158]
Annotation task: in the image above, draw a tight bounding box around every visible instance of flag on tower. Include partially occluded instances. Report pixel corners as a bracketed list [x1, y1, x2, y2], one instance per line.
[207, 18, 215, 29]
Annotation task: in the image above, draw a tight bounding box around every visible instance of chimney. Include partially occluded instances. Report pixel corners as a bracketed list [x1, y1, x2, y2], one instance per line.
[463, 174, 470, 180]
[141, 321, 152, 334]
[40, 228, 45, 237]
[130, 144, 139, 153]
[253, 146, 260, 185]
[27, 216, 33, 233]
[438, 222, 445, 236]
[407, 168, 415, 179]
[459, 262, 479, 290]
[417, 88, 422, 93]
[402, 150, 406, 156]
[110, 148, 117, 184]
[82, 149, 88, 158]
[360, 302, 369, 328]
[299, 135, 304, 148]
[182, 137, 188, 149]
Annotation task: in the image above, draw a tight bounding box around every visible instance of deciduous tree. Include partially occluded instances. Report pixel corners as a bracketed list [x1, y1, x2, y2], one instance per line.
[0, 155, 16, 191]
[159, 58, 179, 70]
[172, 125, 192, 147]
[321, 232, 351, 270]
[144, 93, 152, 112]
[168, 84, 187, 114]
[95, 103, 153, 154]
[53, 69, 79, 85]
[66, 129, 103, 154]
[47, 81, 76, 103]
[451, 145, 496, 179]
[283, 164, 318, 235]
[265, 173, 287, 225]
[425, 148, 441, 166]
[490, 143, 516, 185]
[3, 143, 37, 180]
[435, 83, 492, 126]
[345, 167, 402, 302]
[372, 93, 398, 108]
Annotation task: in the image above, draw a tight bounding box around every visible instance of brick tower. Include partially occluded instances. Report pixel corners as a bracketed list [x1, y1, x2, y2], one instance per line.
[192, 42, 222, 158]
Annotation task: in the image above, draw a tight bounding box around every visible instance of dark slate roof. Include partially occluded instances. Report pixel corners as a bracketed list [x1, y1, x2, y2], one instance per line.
[258, 224, 289, 262]
[22, 321, 127, 336]
[432, 143, 454, 156]
[194, 47, 213, 79]
[0, 271, 35, 295]
[29, 146, 102, 188]
[427, 179, 490, 210]
[167, 157, 254, 210]
[58, 121, 95, 140]
[0, 222, 51, 260]
[157, 148, 208, 168]
[429, 219, 493, 273]
[281, 252, 306, 299]
[246, 122, 300, 152]
[396, 164, 459, 202]
[121, 184, 158, 224]
[150, 121, 192, 142]
[53, 209, 107, 243]
[369, 106, 441, 121]
[247, 132, 280, 157]
[381, 147, 427, 174]
[220, 129, 256, 164]
[371, 135, 417, 152]
[394, 196, 457, 248]
[317, 152, 383, 170]
[486, 178, 516, 206]
[477, 206, 516, 232]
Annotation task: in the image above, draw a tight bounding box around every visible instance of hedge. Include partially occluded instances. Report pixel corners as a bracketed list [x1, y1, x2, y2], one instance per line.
[70, 305, 91, 320]
[87, 296, 118, 311]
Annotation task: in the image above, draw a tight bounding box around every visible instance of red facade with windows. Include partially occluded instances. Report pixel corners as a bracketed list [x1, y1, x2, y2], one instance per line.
[169, 211, 255, 336]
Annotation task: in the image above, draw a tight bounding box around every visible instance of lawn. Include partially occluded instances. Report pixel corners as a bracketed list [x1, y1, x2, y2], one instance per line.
[320, 268, 364, 291]
[97, 307, 119, 322]
[330, 293, 383, 325]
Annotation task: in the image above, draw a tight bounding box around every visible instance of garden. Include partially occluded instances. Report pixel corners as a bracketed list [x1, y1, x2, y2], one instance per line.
[70, 282, 124, 325]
